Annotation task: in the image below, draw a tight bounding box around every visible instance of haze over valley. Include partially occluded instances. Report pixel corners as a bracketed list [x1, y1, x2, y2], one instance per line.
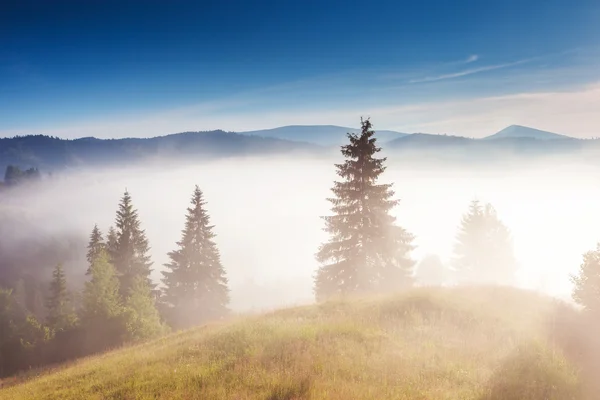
[2, 130, 598, 310]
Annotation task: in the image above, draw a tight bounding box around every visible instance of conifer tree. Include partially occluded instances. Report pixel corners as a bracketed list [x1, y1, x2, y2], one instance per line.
[0, 288, 16, 345]
[453, 200, 486, 282]
[86, 224, 105, 275]
[123, 276, 165, 340]
[314, 118, 416, 301]
[112, 190, 154, 298]
[415, 255, 448, 286]
[81, 250, 122, 324]
[162, 186, 229, 327]
[45, 264, 77, 331]
[453, 200, 518, 285]
[571, 243, 600, 314]
[106, 226, 118, 262]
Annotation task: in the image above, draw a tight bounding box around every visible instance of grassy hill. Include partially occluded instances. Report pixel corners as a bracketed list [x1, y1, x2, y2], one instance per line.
[0, 286, 595, 400]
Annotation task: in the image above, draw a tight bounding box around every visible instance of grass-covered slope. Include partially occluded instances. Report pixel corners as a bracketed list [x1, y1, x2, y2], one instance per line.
[0, 287, 588, 399]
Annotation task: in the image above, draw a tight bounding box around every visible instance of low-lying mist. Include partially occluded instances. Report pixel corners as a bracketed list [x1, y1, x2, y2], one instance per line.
[2, 152, 598, 310]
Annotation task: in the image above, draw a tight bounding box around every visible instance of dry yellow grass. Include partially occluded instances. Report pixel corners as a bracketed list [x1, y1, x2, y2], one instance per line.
[0, 286, 586, 399]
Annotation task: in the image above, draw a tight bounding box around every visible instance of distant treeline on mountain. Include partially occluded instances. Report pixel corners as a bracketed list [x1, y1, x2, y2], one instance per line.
[1, 125, 599, 171]
[0, 131, 320, 171]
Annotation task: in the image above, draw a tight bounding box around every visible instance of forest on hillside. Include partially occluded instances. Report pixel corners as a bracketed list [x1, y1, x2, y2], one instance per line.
[1, 119, 600, 378]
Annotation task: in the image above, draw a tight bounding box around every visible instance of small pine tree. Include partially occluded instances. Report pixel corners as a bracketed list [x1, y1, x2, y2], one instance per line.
[81, 250, 122, 325]
[416, 255, 448, 286]
[106, 226, 118, 262]
[453, 200, 518, 285]
[112, 190, 154, 298]
[45, 264, 77, 331]
[0, 288, 16, 345]
[571, 243, 600, 314]
[162, 186, 229, 328]
[123, 276, 165, 341]
[18, 314, 52, 349]
[86, 224, 105, 275]
[314, 118, 415, 301]
[453, 200, 486, 282]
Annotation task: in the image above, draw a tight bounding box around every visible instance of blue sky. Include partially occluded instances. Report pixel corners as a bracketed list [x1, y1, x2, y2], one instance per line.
[2, 0, 600, 138]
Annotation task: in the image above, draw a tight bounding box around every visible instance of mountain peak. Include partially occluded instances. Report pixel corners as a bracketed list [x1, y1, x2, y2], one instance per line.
[483, 125, 573, 140]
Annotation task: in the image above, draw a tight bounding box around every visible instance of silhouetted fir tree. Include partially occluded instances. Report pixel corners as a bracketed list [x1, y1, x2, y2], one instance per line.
[453, 200, 518, 285]
[123, 276, 165, 341]
[86, 224, 105, 275]
[81, 250, 122, 324]
[162, 186, 229, 328]
[45, 264, 77, 331]
[571, 243, 600, 314]
[3, 166, 41, 187]
[112, 190, 154, 298]
[314, 118, 416, 301]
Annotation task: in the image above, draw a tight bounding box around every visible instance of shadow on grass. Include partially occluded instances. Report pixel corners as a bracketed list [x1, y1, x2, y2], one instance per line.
[479, 343, 581, 400]
[544, 302, 600, 400]
[480, 299, 600, 400]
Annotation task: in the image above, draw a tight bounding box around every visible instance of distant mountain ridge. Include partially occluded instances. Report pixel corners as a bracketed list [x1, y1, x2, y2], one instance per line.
[0, 130, 320, 170]
[0, 125, 595, 172]
[240, 124, 577, 145]
[483, 125, 574, 141]
[240, 125, 408, 146]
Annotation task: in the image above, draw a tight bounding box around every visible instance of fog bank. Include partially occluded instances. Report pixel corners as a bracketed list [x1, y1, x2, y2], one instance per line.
[2, 154, 598, 310]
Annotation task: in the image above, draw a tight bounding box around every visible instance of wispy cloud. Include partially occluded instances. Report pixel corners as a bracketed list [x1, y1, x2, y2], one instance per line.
[409, 58, 533, 84]
[465, 54, 479, 63]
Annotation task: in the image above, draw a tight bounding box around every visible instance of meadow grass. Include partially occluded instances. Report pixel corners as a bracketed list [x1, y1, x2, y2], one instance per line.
[0, 286, 587, 399]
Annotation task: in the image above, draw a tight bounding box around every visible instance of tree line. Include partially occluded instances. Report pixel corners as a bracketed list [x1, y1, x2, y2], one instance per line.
[1, 165, 41, 189]
[1, 117, 599, 377]
[0, 186, 228, 376]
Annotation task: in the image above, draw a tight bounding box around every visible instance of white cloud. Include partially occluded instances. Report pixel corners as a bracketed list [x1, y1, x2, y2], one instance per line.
[465, 54, 479, 63]
[409, 58, 533, 83]
[394, 83, 600, 138]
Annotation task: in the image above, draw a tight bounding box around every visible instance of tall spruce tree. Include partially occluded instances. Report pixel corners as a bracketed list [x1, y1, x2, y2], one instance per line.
[314, 118, 415, 301]
[45, 264, 77, 331]
[162, 186, 229, 328]
[571, 243, 600, 314]
[86, 224, 105, 275]
[81, 250, 122, 324]
[453, 200, 518, 285]
[112, 190, 154, 298]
